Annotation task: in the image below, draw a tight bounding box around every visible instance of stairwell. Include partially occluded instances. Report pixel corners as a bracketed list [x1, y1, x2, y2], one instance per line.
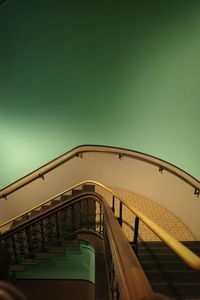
[1, 184, 110, 300]
[11, 239, 96, 300]
[1, 183, 200, 300]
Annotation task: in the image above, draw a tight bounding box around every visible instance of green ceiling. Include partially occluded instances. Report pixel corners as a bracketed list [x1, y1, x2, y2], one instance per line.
[0, 0, 199, 189]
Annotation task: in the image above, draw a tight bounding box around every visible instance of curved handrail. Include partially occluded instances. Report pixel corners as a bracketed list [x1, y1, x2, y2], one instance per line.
[0, 145, 199, 198]
[101, 193, 153, 299]
[1, 180, 200, 271]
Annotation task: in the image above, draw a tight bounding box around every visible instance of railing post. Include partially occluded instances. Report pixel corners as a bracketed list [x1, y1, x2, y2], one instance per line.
[117, 201, 123, 227]
[112, 196, 115, 213]
[131, 216, 139, 255]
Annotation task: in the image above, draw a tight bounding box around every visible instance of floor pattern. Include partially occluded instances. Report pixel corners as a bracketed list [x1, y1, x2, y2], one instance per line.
[95, 185, 196, 241]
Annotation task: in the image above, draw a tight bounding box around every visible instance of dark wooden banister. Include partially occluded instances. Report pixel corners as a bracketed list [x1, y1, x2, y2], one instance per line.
[102, 196, 153, 300]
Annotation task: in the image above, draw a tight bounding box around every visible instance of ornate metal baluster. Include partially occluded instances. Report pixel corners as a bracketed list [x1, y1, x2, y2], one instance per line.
[87, 198, 89, 229]
[25, 227, 33, 257]
[99, 204, 102, 235]
[55, 213, 59, 246]
[40, 220, 45, 251]
[11, 235, 18, 264]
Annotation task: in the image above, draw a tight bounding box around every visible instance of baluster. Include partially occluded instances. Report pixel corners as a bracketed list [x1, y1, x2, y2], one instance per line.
[118, 201, 123, 227]
[133, 216, 139, 255]
[40, 220, 45, 251]
[55, 213, 59, 246]
[87, 198, 89, 229]
[112, 195, 115, 213]
[11, 235, 18, 264]
[99, 204, 102, 235]
[25, 227, 33, 257]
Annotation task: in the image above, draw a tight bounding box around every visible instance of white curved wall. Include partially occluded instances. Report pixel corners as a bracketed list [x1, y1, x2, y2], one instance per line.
[0, 148, 199, 239]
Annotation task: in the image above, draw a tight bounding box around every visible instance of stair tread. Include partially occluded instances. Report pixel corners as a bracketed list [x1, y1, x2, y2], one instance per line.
[146, 273, 200, 283]
[35, 253, 53, 259]
[72, 189, 82, 196]
[30, 210, 40, 217]
[9, 265, 25, 271]
[138, 241, 200, 299]
[40, 205, 51, 212]
[11, 220, 21, 228]
[48, 247, 65, 253]
[50, 200, 62, 207]
[60, 194, 71, 201]
[22, 259, 38, 265]
[82, 184, 95, 192]
[152, 282, 200, 285]
[63, 240, 80, 247]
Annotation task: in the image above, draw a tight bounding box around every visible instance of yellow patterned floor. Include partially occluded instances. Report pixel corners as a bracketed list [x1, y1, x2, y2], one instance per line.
[95, 185, 196, 242]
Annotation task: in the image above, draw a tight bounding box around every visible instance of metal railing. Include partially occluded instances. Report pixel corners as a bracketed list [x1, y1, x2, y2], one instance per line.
[1, 180, 200, 271]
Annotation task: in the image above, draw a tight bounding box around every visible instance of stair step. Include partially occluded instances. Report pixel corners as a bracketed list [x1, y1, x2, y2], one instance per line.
[138, 248, 200, 256]
[22, 259, 38, 265]
[181, 241, 200, 248]
[11, 220, 21, 228]
[63, 240, 80, 247]
[138, 247, 174, 254]
[48, 247, 65, 253]
[35, 253, 53, 259]
[30, 210, 40, 218]
[60, 194, 71, 201]
[20, 215, 28, 222]
[138, 242, 200, 256]
[138, 241, 200, 250]
[139, 261, 192, 271]
[151, 282, 200, 298]
[40, 205, 51, 213]
[145, 270, 200, 283]
[9, 265, 25, 272]
[82, 184, 95, 192]
[50, 199, 62, 207]
[138, 254, 183, 263]
[72, 189, 82, 196]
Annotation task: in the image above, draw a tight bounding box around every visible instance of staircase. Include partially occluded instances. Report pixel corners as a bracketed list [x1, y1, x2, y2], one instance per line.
[10, 184, 95, 230]
[11, 239, 96, 300]
[8, 233, 109, 300]
[1, 183, 200, 300]
[137, 241, 200, 299]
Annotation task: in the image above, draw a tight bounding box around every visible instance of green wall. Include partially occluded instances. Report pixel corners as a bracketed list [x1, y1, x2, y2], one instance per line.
[15, 242, 95, 283]
[0, 0, 199, 189]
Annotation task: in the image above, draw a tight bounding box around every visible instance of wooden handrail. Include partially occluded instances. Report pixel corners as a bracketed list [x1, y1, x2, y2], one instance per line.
[102, 194, 153, 300]
[1, 180, 200, 271]
[0, 145, 199, 198]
